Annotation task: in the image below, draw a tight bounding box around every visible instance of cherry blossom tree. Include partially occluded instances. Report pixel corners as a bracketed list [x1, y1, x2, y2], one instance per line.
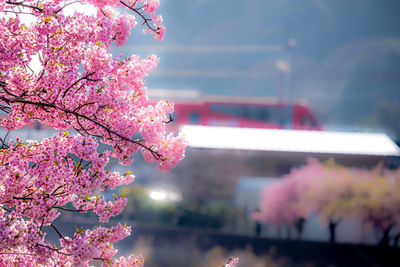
[310, 163, 400, 246]
[353, 167, 400, 246]
[300, 160, 360, 243]
[253, 181, 304, 239]
[254, 159, 400, 245]
[253, 158, 320, 238]
[0, 0, 189, 265]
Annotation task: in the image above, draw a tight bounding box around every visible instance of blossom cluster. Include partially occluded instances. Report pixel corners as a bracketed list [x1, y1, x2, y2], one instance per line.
[0, 0, 181, 171]
[0, 0, 187, 266]
[0, 134, 143, 264]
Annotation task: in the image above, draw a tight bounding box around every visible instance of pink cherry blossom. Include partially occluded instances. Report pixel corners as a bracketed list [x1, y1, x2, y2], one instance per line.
[0, 0, 187, 265]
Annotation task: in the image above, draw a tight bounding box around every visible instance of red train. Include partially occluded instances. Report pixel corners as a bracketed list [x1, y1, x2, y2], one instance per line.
[156, 94, 323, 131]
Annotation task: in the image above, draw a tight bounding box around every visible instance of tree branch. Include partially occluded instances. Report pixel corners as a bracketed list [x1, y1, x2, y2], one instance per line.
[120, 1, 158, 33]
[0, 95, 162, 159]
[51, 223, 67, 241]
[5, 1, 43, 13]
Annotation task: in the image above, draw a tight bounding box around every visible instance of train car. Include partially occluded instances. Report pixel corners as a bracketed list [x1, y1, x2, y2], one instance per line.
[162, 95, 323, 131]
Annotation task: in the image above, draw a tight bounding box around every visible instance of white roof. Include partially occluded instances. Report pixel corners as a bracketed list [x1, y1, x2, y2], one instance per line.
[180, 125, 400, 156]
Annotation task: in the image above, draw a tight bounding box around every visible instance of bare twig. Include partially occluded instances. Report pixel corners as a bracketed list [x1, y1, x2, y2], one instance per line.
[120, 1, 159, 33]
[51, 224, 67, 241]
[5, 1, 43, 13]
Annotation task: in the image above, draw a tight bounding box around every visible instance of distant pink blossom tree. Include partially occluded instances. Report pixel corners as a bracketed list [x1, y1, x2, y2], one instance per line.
[300, 160, 361, 243]
[0, 0, 189, 265]
[352, 167, 400, 246]
[254, 158, 400, 245]
[253, 158, 320, 238]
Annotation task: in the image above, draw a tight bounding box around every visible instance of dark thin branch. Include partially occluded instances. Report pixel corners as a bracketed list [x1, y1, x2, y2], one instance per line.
[0, 80, 18, 98]
[35, 244, 72, 256]
[51, 185, 64, 196]
[0, 80, 7, 88]
[2, 246, 107, 262]
[81, 160, 92, 170]
[163, 114, 174, 124]
[39, 217, 44, 231]
[75, 115, 95, 136]
[5, 1, 43, 13]
[2, 10, 35, 15]
[0, 95, 162, 159]
[22, 183, 44, 199]
[62, 72, 96, 98]
[54, 0, 81, 14]
[0, 104, 12, 113]
[51, 224, 66, 241]
[0, 251, 37, 256]
[1, 206, 11, 212]
[13, 196, 34, 200]
[36, 69, 45, 83]
[53, 206, 89, 212]
[120, 1, 158, 33]
[53, 193, 68, 198]
[0, 130, 10, 149]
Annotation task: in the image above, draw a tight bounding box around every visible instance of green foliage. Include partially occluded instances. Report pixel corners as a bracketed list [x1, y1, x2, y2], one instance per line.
[122, 185, 235, 229]
[176, 201, 231, 229]
[122, 186, 177, 224]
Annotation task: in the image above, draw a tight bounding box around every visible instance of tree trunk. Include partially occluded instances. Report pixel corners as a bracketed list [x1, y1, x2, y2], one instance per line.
[294, 218, 306, 240]
[378, 225, 393, 247]
[287, 224, 292, 239]
[329, 221, 337, 243]
[277, 226, 282, 239]
[254, 222, 261, 237]
[393, 233, 400, 247]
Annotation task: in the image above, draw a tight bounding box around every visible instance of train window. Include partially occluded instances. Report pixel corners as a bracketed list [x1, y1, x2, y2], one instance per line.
[283, 106, 293, 128]
[246, 106, 269, 121]
[263, 107, 284, 124]
[189, 111, 200, 123]
[211, 104, 284, 124]
[310, 117, 319, 128]
[301, 115, 319, 128]
[211, 105, 243, 117]
[301, 115, 309, 127]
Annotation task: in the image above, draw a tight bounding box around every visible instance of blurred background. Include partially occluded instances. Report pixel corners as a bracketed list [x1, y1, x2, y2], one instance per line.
[12, 0, 400, 266]
[128, 0, 400, 141]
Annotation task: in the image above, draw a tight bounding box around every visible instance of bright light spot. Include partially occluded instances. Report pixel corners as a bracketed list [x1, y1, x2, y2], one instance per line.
[28, 53, 42, 73]
[62, 2, 97, 16]
[276, 60, 291, 73]
[148, 188, 182, 202]
[167, 191, 182, 202]
[149, 190, 167, 201]
[288, 38, 297, 47]
[20, 14, 36, 26]
[2, 6, 36, 25]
